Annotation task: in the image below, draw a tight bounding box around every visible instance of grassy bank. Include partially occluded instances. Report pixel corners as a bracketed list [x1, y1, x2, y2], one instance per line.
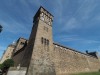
[72, 72, 100, 75]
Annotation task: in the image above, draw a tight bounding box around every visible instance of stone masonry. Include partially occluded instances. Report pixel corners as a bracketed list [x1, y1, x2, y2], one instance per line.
[12, 6, 100, 75]
[12, 37, 28, 66]
[0, 44, 15, 64]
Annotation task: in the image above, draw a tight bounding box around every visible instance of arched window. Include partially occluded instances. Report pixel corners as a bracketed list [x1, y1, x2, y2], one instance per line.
[41, 37, 43, 44]
[40, 13, 44, 21]
[44, 38, 46, 45]
[47, 40, 49, 45]
[41, 12, 44, 16]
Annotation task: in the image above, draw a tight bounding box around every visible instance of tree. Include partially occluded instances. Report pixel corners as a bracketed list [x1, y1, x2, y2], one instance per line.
[0, 59, 14, 74]
[2, 59, 14, 68]
[0, 64, 4, 70]
[0, 25, 3, 33]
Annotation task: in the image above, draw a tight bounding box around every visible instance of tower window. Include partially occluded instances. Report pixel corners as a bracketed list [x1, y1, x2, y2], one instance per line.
[40, 13, 44, 21]
[48, 21, 51, 25]
[20, 42, 24, 45]
[48, 18, 51, 25]
[44, 38, 46, 45]
[41, 37, 49, 46]
[41, 37, 43, 44]
[47, 40, 49, 45]
[41, 16, 44, 21]
[41, 13, 44, 16]
[44, 14, 46, 17]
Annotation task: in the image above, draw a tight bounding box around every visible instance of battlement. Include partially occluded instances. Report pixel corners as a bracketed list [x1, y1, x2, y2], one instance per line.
[33, 6, 53, 26]
[53, 43, 98, 58]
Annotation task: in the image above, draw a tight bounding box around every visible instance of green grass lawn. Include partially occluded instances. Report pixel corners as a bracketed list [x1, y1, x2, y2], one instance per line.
[72, 72, 100, 75]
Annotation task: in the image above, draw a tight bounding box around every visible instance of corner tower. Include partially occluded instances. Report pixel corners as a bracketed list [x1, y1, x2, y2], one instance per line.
[21, 6, 55, 75]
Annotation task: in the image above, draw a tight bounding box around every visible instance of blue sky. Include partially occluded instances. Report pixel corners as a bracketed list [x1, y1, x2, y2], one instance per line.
[0, 0, 100, 58]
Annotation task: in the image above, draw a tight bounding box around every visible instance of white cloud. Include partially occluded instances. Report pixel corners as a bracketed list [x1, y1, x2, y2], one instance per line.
[0, 0, 34, 35]
[0, 46, 6, 51]
[63, 18, 80, 31]
[20, 0, 41, 7]
[75, 0, 97, 19]
[58, 0, 99, 32]
[0, 19, 30, 34]
[57, 34, 100, 44]
[82, 40, 100, 44]
[55, 35, 79, 42]
[52, 0, 69, 24]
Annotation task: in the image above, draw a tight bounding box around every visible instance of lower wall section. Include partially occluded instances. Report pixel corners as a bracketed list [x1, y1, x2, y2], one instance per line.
[12, 43, 100, 75]
[12, 48, 26, 67]
[87, 56, 100, 71]
[52, 44, 100, 74]
[7, 67, 27, 75]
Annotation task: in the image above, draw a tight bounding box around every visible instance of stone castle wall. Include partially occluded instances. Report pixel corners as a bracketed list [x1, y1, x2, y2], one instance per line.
[12, 42, 100, 75]
[52, 43, 100, 75]
[13, 48, 26, 66]
[12, 7, 100, 75]
[12, 38, 28, 66]
[0, 44, 15, 64]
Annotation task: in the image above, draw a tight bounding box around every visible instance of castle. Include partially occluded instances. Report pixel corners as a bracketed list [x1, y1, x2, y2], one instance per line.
[1, 6, 100, 75]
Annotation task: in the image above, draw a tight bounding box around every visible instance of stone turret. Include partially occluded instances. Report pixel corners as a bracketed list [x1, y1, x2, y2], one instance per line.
[20, 6, 55, 75]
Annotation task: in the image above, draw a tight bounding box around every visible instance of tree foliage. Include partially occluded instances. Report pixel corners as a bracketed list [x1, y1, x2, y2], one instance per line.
[0, 25, 3, 33]
[2, 59, 14, 68]
[0, 64, 4, 70]
[0, 59, 14, 72]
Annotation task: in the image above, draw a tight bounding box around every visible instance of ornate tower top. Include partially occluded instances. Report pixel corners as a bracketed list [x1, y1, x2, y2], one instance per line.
[33, 6, 53, 26]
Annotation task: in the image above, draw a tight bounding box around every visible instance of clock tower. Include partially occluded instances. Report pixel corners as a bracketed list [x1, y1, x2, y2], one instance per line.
[21, 6, 56, 75]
